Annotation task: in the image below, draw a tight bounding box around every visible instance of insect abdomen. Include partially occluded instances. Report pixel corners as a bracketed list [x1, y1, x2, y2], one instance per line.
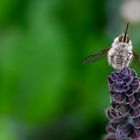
[108, 48, 132, 70]
[116, 55, 125, 64]
[114, 55, 126, 69]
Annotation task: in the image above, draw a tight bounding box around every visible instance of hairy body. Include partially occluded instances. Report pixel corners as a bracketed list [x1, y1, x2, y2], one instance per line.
[108, 36, 133, 70]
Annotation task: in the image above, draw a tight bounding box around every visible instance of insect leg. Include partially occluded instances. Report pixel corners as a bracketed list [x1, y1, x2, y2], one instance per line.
[125, 52, 132, 66]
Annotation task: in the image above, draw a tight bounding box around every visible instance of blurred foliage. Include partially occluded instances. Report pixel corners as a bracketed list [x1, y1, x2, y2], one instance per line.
[0, 0, 140, 140]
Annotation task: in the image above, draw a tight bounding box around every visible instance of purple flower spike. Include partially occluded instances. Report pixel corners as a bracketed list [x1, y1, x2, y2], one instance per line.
[104, 134, 116, 140]
[116, 124, 131, 139]
[104, 67, 140, 140]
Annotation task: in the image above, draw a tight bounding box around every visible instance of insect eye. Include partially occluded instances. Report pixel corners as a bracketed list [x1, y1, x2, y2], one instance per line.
[118, 35, 129, 43]
[119, 36, 123, 42]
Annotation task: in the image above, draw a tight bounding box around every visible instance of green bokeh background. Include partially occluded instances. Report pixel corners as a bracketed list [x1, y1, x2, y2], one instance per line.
[0, 0, 140, 140]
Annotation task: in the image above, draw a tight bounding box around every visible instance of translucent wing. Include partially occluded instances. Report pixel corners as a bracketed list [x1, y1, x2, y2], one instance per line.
[132, 50, 140, 63]
[83, 47, 111, 64]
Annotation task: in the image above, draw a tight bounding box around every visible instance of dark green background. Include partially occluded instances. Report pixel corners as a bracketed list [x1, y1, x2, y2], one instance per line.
[0, 0, 140, 140]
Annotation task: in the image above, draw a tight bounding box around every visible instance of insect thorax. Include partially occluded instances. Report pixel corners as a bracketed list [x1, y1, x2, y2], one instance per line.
[107, 38, 133, 70]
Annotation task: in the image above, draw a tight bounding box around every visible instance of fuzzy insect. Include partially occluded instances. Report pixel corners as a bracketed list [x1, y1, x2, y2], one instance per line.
[84, 23, 140, 70]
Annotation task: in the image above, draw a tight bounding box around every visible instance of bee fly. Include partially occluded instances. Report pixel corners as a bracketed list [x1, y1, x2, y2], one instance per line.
[83, 23, 140, 70]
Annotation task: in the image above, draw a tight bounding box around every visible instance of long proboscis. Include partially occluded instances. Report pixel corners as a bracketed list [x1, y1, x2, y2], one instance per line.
[123, 22, 129, 42]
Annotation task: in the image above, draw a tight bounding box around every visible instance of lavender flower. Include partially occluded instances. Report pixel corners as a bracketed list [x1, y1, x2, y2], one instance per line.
[104, 67, 140, 140]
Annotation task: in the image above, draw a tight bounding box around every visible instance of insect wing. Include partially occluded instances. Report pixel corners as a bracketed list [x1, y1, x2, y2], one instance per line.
[83, 47, 110, 64]
[132, 50, 140, 63]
